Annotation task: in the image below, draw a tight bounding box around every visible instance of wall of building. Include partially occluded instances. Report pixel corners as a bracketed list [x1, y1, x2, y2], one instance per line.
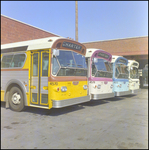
[82, 36, 148, 69]
[1, 15, 59, 44]
[1, 15, 148, 69]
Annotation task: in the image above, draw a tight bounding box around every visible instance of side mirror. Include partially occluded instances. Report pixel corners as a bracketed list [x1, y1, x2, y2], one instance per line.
[93, 58, 98, 63]
[53, 49, 59, 57]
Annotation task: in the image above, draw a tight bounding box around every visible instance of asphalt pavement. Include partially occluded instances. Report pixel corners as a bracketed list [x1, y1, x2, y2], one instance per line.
[1, 88, 148, 149]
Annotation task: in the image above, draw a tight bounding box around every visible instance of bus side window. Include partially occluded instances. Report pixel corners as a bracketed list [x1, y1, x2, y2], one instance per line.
[52, 57, 60, 75]
[92, 63, 97, 76]
[12, 54, 25, 68]
[115, 68, 119, 78]
[1, 55, 13, 68]
[42, 53, 49, 76]
[33, 53, 38, 76]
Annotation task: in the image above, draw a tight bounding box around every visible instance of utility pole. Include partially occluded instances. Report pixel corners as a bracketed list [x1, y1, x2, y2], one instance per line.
[75, 1, 78, 42]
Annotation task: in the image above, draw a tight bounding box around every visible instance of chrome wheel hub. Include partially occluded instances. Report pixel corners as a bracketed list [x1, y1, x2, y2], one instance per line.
[12, 93, 21, 104]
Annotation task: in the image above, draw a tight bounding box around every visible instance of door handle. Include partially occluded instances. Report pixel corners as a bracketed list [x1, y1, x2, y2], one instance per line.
[43, 86, 48, 90]
[30, 86, 36, 89]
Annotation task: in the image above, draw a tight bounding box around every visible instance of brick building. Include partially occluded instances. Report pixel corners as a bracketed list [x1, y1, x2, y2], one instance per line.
[1, 15, 148, 69]
[82, 36, 148, 69]
[1, 15, 60, 45]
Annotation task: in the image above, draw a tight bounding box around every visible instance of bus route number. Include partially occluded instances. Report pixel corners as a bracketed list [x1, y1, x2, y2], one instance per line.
[50, 82, 58, 86]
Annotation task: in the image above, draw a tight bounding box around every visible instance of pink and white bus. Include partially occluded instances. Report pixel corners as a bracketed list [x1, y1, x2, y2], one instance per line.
[85, 48, 114, 100]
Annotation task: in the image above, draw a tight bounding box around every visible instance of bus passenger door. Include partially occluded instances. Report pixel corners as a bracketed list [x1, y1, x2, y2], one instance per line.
[30, 51, 49, 108]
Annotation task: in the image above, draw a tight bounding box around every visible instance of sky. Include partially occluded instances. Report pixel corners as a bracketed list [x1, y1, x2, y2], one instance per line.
[1, 1, 148, 43]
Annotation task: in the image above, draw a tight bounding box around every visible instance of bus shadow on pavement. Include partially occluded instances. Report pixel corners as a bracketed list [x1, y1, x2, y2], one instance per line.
[105, 94, 136, 101]
[81, 99, 109, 107]
[104, 97, 124, 101]
[1, 102, 5, 108]
[24, 104, 85, 116]
[119, 94, 137, 98]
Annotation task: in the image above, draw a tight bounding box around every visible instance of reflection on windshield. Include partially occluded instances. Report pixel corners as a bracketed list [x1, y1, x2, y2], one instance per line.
[92, 58, 112, 78]
[52, 50, 87, 76]
[115, 64, 129, 79]
[130, 67, 139, 79]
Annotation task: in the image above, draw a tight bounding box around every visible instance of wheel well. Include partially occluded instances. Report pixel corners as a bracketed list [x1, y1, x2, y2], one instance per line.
[6, 83, 23, 93]
[6, 83, 24, 103]
[5, 82, 27, 106]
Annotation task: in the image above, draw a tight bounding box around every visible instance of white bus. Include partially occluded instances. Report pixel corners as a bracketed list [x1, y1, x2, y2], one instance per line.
[127, 60, 140, 94]
[85, 48, 114, 100]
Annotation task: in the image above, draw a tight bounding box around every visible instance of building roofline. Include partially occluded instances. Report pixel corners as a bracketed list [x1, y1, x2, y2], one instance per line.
[82, 36, 148, 44]
[1, 14, 61, 37]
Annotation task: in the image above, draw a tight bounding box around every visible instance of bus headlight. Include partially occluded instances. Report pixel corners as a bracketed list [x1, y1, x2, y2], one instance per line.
[83, 85, 88, 90]
[61, 86, 67, 92]
[110, 84, 113, 88]
[97, 84, 101, 89]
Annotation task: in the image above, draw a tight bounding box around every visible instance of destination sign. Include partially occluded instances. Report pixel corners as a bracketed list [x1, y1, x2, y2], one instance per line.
[133, 63, 138, 66]
[62, 41, 82, 51]
[98, 52, 109, 59]
[118, 59, 127, 64]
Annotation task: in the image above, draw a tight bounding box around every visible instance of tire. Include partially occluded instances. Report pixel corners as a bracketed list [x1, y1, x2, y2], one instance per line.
[139, 76, 142, 89]
[8, 86, 25, 112]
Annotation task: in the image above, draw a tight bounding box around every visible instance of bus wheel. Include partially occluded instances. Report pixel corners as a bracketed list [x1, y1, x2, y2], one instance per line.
[8, 86, 25, 112]
[139, 76, 143, 89]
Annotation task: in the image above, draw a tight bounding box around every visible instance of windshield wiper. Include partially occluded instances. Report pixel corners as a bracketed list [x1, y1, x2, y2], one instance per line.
[66, 63, 76, 67]
[77, 64, 83, 68]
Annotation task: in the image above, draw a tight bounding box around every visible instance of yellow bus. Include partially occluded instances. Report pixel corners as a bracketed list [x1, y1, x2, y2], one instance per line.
[1, 37, 90, 111]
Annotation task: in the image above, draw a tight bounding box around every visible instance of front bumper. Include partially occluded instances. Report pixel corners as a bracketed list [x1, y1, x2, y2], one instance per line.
[52, 95, 90, 108]
[91, 93, 115, 100]
[131, 89, 140, 94]
[115, 90, 132, 96]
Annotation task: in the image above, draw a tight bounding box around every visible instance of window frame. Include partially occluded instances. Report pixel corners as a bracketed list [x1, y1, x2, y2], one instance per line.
[51, 50, 87, 77]
[1, 53, 27, 69]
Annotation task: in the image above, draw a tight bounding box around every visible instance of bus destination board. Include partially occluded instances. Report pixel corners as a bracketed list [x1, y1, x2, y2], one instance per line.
[62, 41, 82, 51]
[98, 52, 109, 59]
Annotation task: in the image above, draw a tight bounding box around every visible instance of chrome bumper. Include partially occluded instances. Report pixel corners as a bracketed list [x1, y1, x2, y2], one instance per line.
[131, 89, 140, 94]
[91, 93, 115, 100]
[143, 84, 148, 87]
[52, 95, 90, 108]
[115, 90, 132, 96]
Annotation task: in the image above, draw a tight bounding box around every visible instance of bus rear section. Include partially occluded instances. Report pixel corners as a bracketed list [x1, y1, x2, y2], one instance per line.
[112, 55, 131, 96]
[86, 49, 114, 100]
[128, 60, 140, 94]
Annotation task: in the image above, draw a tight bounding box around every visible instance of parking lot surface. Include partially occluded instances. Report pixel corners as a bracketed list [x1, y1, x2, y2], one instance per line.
[1, 89, 148, 149]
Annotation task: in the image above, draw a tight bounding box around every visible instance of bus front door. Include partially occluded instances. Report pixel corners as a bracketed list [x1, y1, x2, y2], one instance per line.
[30, 51, 49, 108]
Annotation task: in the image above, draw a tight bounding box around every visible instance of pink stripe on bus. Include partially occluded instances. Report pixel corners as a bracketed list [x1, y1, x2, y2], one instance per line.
[88, 77, 113, 81]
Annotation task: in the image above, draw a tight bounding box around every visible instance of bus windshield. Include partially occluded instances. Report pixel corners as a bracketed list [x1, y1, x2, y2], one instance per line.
[130, 67, 139, 79]
[115, 64, 129, 79]
[52, 50, 87, 76]
[92, 58, 112, 78]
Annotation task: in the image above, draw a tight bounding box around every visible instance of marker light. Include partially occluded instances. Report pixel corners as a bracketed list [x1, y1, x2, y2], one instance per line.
[56, 87, 60, 92]
[83, 85, 88, 90]
[61, 86, 67, 92]
[110, 84, 113, 88]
